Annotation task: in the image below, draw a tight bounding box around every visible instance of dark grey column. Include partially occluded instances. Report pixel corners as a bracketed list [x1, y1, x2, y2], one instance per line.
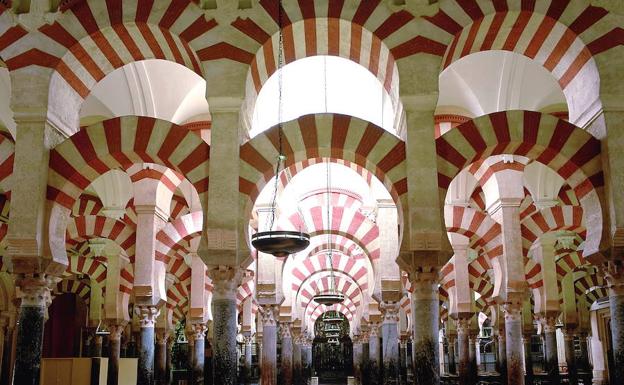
[606, 268, 624, 385]
[578, 333, 590, 372]
[260, 305, 278, 385]
[497, 332, 507, 383]
[190, 324, 207, 385]
[136, 306, 159, 385]
[155, 328, 169, 385]
[381, 303, 400, 385]
[302, 338, 312, 381]
[107, 324, 126, 385]
[209, 268, 242, 385]
[293, 336, 303, 385]
[411, 276, 439, 385]
[94, 335, 103, 357]
[456, 319, 470, 385]
[540, 316, 559, 385]
[400, 335, 409, 384]
[522, 333, 533, 381]
[353, 336, 363, 384]
[503, 300, 524, 385]
[563, 330, 577, 385]
[280, 322, 293, 385]
[12, 278, 51, 385]
[446, 335, 456, 375]
[468, 333, 478, 382]
[369, 323, 381, 385]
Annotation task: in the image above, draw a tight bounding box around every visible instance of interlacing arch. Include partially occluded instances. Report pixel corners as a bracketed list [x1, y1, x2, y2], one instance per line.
[240, 113, 406, 216]
[65, 215, 137, 261]
[437, 110, 603, 255]
[574, 267, 608, 306]
[47, 116, 210, 266]
[290, 251, 370, 295]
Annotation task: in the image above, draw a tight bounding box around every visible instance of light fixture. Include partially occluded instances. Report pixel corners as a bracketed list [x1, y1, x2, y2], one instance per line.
[95, 319, 110, 336]
[251, 0, 309, 257]
[313, 160, 345, 306]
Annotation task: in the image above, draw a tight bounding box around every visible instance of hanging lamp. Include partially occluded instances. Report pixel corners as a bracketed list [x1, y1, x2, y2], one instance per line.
[251, 0, 310, 257]
[313, 160, 345, 306]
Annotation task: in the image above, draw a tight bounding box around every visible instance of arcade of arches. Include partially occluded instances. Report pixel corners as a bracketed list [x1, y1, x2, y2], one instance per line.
[0, 1, 624, 385]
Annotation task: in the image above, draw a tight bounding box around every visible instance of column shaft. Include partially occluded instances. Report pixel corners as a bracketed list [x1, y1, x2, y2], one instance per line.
[411, 278, 439, 385]
[563, 332, 577, 385]
[242, 336, 253, 385]
[354, 340, 363, 384]
[541, 318, 559, 385]
[107, 324, 125, 385]
[504, 304, 524, 385]
[497, 334, 507, 383]
[13, 279, 50, 385]
[400, 339, 408, 384]
[456, 320, 470, 385]
[446, 337, 456, 375]
[608, 279, 624, 385]
[469, 334, 478, 382]
[279, 324, 293, 385]
[523, 334, 533, 380]
[293, 340, 302, 385]
[154, 329, 168, 385]
[369, 325, 381, 385]
[138, 323, 156, 385]
[381, 303, 400, 385]
[261, 306, 278, 385]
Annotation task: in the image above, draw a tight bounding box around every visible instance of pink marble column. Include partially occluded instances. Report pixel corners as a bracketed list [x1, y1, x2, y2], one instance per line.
[260, 305, 278, 385]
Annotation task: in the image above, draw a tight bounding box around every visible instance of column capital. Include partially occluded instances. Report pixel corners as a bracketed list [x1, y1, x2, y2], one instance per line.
[106, 322, 127, 341]
[368, 322, 381, 337]
[602, 260, 624, 295]
[260, 304, 279, 327]
[16, 274, 57, 307]
[502, 292, 524, 322]
[455, 317, 471, 334]
[135, 305, 160, 328]
[279, 322, 292, 339]
[208, 266, 244, 300]
[189, 323, 208, 341]
[407, 267, 439, 300]
[380, 302, 400, 324]
[537, 315, 558, 334]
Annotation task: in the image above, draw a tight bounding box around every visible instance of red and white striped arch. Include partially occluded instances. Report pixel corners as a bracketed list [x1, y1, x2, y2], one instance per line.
[0, 135, 14, 194]
[240, 113, 406, 219]
[65, 215, 136, 259]
[167, 279, 191, 323]
[154, 211, 203, 264]
[574, 269, 607, 305]
[290, 252, 369, 295]
[72, 194, 104, 217]
[444, 205, 502, 257]
[48, 117, 210, 210]
[55, 278, 91, 306]
[278, 158, 374, 194]
[520, 205, 585, 251]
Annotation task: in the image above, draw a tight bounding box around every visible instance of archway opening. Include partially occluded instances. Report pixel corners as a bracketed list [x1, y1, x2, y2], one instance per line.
[312, 311, 353, 382]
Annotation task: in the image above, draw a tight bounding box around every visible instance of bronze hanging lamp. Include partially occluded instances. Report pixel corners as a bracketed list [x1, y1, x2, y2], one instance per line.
[313, 160, 345, 306]
[251, 0, 310, 257]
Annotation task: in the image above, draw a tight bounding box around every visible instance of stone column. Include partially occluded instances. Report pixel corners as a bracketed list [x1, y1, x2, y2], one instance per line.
[94, 334, 104, 357]
[155, 328, 170, 385]
[381, 303, 400, 385]
[446, 335, 456, 375]
[410, 273, 440, 385]
[190, 323, 207, 385]
[400, 335, 409, 383]
[13, 276, 53, 385]
[563, 330, 577, 385]
[353, 334, 363, 384]
[497, 332, 507, 383]
[503, 299, 525, 385]
[209, 267, 242, 385]
[522, 333, 533, 380]
[260, 305, 278, 385]
[303, 337, 313, 380]
[136, 305, 160, 385]
[578, 333, 589, 372]
[242, 334, 253, 385]
[468, 333, 478, 382]
[293, 334, 303, 385]
[539, 316, 559, 385]
[456, 319, 470, 385]
[605, 263, 624, 385]
[107, 324, 126, 385]
[279, 322, 293, 385]
[369, 322, 381, 385]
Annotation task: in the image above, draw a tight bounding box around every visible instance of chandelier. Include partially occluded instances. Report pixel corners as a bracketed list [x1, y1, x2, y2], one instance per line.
[313, 160, 345, 306]
[251, 0, 309, 257]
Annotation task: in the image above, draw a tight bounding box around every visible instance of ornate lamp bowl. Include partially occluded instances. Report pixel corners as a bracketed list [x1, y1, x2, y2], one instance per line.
[251, 231, 310, 258]
[313, 292, 345, 306]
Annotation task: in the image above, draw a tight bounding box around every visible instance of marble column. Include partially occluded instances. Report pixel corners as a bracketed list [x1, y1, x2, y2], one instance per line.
[563, 330, 577, 385]
[497, 332, 507, 383]
[578, 333, 589, 372]
[13, 277, 52, 385]
[539, 316, 559, 385]
[503, 300, 525, 385]
[369, 323, 381, 385]
[456, 319, 470, 385]
[209, 268, 242, 385]
[94, 335, 104, 357]
[242, 334, 253, 385]
[399, 335, 409, 384]
[136, 305, 160, 385]
[381, 303, 400, 385]
[155, 328, 170, 385]
[304, 338, 313, 380]
[260, 305, 278, 385]
[353, 335, 363, 384]
[522, 333, 533, 381]
[411, 274, 440, 385]
[446, 335, 456, 375]
[190, 323, 207, 385]
[468, 333, 478, 382]
[279, 322, 293, 385]
[107, 324, 126, 385]
[605, 265, 624, 385]
[293, 335, 303, 385]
